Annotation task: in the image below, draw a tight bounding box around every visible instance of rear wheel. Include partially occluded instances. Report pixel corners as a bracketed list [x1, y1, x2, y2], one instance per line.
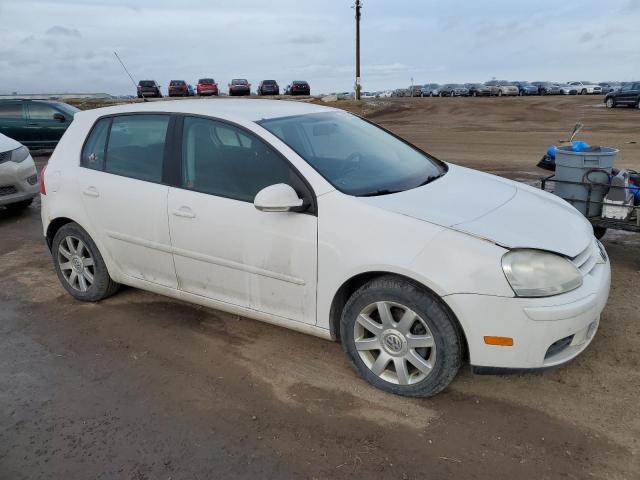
[340, 276, 463, 397]
[606, 98, 615, 108]
[52, 223, 120, 302]
[498, 90, 503, 97]
[581, 89, 588, 95]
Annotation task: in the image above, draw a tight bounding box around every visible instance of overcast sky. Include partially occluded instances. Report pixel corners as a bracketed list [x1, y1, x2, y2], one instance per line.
[0, 0, 639, 95]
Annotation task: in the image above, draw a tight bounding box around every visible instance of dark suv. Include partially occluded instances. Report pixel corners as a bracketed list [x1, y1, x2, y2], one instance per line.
[0, 99, 79, 149]
[605, 82, 640, 108]
[257, 80, 280, 96]
[286, 81, 311, 96]
[168, 80, 189, 97]
[137, 80, 162, 98]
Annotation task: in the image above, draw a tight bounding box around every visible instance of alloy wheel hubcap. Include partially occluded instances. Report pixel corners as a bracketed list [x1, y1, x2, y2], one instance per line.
[354, 301, 436, 386]
[58, 235, 95, 292]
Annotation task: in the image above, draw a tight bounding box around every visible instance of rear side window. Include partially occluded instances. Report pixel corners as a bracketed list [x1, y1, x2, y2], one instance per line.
[29, 103, 59, 120]
[81, 118, 111, 170]
[0, 103, 23, 119]
[181, 116, 306, 202]
[105, 115, 169, 183]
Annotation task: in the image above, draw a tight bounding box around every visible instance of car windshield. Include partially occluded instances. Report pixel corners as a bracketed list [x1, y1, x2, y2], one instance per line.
[259, 111, 446, 196]
[263, 80, 277, 85]
[139, 81, 155, 87]
[232, 79, 247, 85]
[55, 103, 80, 116]
[293, 81, 308, 85]
[199, 78, 214, 83]
[170, 81, 185, 86]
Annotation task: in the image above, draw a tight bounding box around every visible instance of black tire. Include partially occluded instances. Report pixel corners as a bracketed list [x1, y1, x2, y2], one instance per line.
[340, 275, 463, 397]
[581, 89, 588, 95]
[605, 98, 615, 108]
[5, 199, 33, 210]
[52, 222, 120, 302]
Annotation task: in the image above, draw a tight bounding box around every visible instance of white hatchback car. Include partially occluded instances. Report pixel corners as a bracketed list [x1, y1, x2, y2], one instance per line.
[0, 133, 38, 210]
[40, 100, 610, 397]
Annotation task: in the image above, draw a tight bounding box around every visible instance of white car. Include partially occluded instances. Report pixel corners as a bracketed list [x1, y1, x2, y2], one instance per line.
[566, 81, 603, 95]
[0, 133, 38, 210]
[40, 100, 610, 397]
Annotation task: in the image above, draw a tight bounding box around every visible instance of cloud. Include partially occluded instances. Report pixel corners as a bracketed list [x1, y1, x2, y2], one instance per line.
[46, 25, 81, 37]
[622, 0, 640, 12]
[580, 32, 595, 42]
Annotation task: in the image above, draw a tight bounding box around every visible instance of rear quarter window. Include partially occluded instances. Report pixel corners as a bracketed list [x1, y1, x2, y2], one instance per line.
[81, 118, 111, 170]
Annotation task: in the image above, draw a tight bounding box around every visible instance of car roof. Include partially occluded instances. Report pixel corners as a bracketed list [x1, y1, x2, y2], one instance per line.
[74, 99, 336, 123]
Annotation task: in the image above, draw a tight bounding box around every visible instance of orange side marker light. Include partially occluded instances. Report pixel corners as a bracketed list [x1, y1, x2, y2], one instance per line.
[483, 336, 514, 346]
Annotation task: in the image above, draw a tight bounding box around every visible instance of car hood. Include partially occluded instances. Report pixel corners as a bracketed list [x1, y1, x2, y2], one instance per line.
[0, 133, 21, 153]
[358, 164, 592, 257]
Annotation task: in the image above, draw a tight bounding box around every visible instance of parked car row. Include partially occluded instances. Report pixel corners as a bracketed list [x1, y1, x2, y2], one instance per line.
[136, 79, 311, 98]
[413, 80, 610, 97]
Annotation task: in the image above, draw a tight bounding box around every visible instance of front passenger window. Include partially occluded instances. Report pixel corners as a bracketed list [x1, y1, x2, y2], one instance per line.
[181, 116, 305, 202]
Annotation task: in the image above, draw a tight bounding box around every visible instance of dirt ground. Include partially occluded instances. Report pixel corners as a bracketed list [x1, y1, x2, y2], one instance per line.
[1, 96, 638, 480]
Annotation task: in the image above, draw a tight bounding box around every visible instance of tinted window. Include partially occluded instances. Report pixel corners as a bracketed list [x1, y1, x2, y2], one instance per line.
[260, 111, 445, 196]
[181, 116, 304, 202]
[139, 81, 155, 87]
[81, 118, 111, 170]
[199, 78, 214, 83]
[170, 81, 185, 86]
[105, 115, 169, 183]
[0, 103, 23, 119]
[28, 103, 59, 120]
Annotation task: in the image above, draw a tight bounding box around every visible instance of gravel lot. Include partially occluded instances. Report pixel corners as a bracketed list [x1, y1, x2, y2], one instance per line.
[1, 96, 638, 479]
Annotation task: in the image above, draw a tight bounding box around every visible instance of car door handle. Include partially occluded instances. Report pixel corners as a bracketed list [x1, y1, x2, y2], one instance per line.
[171, 206, 196, 219]
[82, 186, 100, 198]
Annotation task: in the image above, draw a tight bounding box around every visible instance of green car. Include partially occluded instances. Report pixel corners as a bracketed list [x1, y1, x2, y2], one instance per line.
[0, 99, 80, 149]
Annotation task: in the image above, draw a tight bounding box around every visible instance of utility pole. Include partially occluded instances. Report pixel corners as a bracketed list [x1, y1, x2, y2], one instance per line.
[354, 0, 362, 100]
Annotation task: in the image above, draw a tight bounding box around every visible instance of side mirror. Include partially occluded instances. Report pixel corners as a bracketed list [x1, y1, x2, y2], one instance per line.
[254, 184, 306, 213]
[53, 112, 66, 122]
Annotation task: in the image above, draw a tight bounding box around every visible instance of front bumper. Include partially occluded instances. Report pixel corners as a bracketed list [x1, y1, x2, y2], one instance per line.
[444, 258, 611, 370]
[0, 155, 38, 206]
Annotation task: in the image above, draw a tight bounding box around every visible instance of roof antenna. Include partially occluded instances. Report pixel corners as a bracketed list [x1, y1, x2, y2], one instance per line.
[113, 51, 147, 102]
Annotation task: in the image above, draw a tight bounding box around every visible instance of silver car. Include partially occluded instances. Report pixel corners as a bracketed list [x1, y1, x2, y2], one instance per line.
[0, 133, 38, 210]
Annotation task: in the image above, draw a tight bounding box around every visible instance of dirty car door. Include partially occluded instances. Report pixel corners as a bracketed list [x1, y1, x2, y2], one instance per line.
[167, 116, 318, 325]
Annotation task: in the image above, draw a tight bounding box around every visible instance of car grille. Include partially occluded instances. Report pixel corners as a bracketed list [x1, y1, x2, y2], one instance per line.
[0, 151, 11, 164]
[0, 185, 18, 196]
[571, 239, 601, 276]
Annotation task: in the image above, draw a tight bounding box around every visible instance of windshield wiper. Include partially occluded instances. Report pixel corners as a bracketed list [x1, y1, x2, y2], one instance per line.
[358, 189, 402, 197]
[417, 173, 445, 187]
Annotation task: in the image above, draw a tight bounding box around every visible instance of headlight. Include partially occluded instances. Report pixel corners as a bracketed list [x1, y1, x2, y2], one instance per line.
[10, 146, 30, 163]
[502, 249, 582, 297]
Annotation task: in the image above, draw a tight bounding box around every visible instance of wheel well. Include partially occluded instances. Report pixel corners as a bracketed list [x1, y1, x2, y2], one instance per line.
[46, 217, 74, 250]
[329, 272, 469, 360]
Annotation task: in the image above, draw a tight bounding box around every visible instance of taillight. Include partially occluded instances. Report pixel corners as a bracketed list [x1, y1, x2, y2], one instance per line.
[39, 163, 47, 195]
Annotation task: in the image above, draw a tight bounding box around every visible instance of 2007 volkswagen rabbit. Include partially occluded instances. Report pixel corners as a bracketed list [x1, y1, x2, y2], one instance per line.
[40, 100, 610, 397]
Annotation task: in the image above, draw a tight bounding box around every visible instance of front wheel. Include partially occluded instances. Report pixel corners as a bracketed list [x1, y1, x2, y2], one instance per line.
[605, 98, 615, 108]
[52, 223, 120, 302]
[581, 89, 588, 95]
[340, 276, 463, 397]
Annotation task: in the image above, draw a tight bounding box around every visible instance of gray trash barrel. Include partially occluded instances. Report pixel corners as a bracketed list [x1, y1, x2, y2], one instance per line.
[554, 146, 618, 216]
